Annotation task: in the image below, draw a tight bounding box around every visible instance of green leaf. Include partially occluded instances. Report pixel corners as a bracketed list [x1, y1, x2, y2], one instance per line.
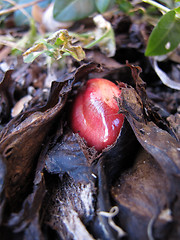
[145, 10, 180, 56]
[53, 0, 97, 22]
[116, 0, 133, 13]
[175, 6, 180, 14]
[23, 51, 46, 63]
[11, 48, 23, 56]
[95, 0, 111, 13]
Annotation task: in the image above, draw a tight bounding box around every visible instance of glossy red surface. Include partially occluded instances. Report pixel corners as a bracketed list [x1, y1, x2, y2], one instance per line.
[70, 78, 124, 151]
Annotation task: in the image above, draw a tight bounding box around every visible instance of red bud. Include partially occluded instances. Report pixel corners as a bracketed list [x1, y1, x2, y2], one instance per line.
[70, 78, 124, 151]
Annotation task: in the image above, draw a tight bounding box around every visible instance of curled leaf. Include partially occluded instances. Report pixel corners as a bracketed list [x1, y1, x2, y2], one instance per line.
[111, 67, 180, 239]
[152, 58, 180, 90]
[23, 30, 85, 63]
[59, 30, 86, 61]
[0, 70, 15, 123]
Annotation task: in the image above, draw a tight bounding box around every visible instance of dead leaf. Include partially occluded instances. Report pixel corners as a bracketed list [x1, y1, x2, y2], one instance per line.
[42, 174, 96, 240]
[111, 148, 173, 240]
[0, 70, 15, 123]
[111, 70, 180, 239]
[32, 4, 43, 24]
[11, 95, 32, 117]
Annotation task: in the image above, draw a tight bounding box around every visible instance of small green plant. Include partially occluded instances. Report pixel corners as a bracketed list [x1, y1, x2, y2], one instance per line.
[22, 13, 116, 62]
[143, 0, 180, 56]
[1, 0, 180, 59]
[52, 0, 180, 57]
[23, 29, 86, 63]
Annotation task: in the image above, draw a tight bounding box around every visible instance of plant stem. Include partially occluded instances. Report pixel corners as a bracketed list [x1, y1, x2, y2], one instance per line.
[84, 28, 111, 49]
[142, 0, 170, 13]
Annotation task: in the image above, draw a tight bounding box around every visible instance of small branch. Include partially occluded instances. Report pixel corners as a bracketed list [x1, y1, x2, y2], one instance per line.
[0, 0, 44, 16]
[3, 0, 31, 19]
[142, 0, 170, 13]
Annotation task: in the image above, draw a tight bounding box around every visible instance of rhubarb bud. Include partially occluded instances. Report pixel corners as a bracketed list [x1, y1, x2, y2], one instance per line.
[70, 78, 124, 151]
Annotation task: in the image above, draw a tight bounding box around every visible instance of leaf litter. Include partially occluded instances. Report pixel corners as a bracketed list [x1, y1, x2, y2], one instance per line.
[0, 4, 180, 240]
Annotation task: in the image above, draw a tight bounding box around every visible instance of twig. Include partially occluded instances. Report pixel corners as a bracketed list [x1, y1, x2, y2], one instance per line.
[0, 0, 44, 16]
[3, 0, 31, 19]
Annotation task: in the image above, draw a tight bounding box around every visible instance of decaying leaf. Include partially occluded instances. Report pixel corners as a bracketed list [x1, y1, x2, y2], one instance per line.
[59, 30, 86, 61]
[0, 96, 67, 211]
[152, 58, 180, 90]
[11, 95, 32, 118]
[167, 113, 180, 139]
[0, 70, 15, 123]
[111, 148, 173, 240]
[111, 64, 180, 240]
[23, 29, 86, 63]
[0, 62, 101, 212]
[42, 172, 96, 240]
[1, 2, 180, 239]
[0, 60, 179, 240]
